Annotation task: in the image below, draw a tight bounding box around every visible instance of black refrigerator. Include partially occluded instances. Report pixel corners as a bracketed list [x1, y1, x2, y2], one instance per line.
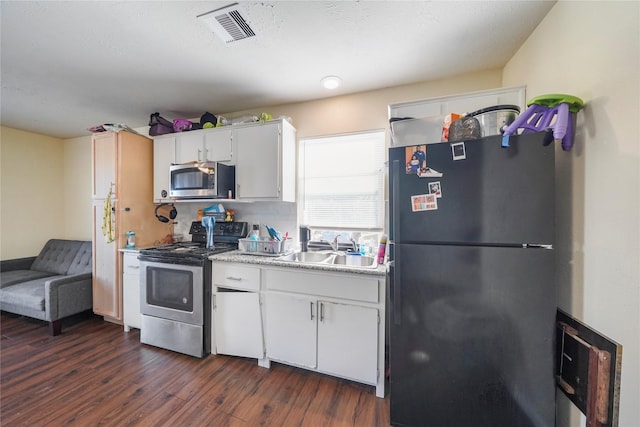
[388, 132, 556, 427]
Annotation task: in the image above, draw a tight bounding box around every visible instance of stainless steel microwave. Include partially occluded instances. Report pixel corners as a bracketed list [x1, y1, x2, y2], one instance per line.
[170, 162, 235, 199]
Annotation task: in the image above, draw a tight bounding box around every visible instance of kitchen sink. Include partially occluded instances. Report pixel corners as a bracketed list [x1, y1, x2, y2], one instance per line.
[277, 251, 379, 269]
[331, 254, 377, 267]
[277, 251, 333, 263]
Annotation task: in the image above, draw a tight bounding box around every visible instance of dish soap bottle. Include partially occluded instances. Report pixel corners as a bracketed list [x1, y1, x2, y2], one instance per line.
[376, 234, 388, 265]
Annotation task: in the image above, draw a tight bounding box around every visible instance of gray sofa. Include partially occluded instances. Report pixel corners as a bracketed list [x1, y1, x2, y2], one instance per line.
[0, 239, 93, 335]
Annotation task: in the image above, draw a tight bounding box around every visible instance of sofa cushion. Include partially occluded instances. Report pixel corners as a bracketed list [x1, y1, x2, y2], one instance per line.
[66, 242, 92, 275]
[30, 240, 84, 275]
[0, 270, 55, 289]
[0, 276, 64, 312]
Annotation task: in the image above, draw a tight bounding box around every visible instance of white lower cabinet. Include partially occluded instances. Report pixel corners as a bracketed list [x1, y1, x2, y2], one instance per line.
[265, 293, 378, 384]
[317, 301, 378, 384]
[211, 263, 264, 359]
[263, 267, 385, 397]
[264, 293, 318, 368]
[210, 261, 385, 398]
[213, 292, 263, 358]
[122, 252, 141, 331]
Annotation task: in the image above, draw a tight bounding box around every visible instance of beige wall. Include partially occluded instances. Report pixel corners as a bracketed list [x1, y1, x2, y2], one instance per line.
[0, 126, 66, 259]
[503, 1, 640, 426]
[63, 135, 93, 240]
[226, 68, 502, 140]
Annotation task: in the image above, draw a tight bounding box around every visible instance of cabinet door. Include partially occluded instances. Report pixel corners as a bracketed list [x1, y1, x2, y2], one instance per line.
[235, 123, 280, 199]
[92, 132, 116, 198]
[153, 136, 175, 203]
[265, 292, 317, 368]
[205, 129, 233, 163]
[122, 253, 141, 330]
[92, 201, 119, 319]
[175, 132, 204, 163]
[213, 291, 263, 358]
[317, 301, 378, 384]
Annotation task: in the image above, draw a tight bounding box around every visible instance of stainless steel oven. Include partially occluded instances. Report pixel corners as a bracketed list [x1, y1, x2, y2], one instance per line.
[138, 221, 248, 358]
[140, 259, 207, 357]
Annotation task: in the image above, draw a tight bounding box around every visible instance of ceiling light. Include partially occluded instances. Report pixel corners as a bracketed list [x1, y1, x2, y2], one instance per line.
[321, 76, 341, 90]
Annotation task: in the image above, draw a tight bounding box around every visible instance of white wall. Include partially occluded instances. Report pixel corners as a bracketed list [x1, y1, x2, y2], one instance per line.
[0, 126, 66, 259]
[503, 2, 640, 426]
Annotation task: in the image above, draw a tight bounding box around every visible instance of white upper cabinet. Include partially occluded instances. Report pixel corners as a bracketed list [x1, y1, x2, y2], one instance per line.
[235, 119, 296, 202]
[175, 132, 205, 163]
[153, 119, 295, 201]
[153, 135, 175, 203]
[205, 128, 233, 163]
[174, 128, 234, 164]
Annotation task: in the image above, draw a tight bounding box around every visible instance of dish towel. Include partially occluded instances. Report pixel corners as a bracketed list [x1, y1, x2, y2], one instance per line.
[102, 187, 115, 243]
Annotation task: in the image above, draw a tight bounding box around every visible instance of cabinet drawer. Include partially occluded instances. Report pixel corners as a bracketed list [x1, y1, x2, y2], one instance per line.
[212, 263, 260, 291]
[123, 253, 140, 274]
[264, 268, 379, 303]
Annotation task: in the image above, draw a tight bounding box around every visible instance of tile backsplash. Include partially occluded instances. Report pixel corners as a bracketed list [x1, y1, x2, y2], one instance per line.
[172, 201, 298, 245]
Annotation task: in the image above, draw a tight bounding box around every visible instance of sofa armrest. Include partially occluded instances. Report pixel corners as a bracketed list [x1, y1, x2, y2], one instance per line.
[45, 273, 93, 321]
[1, 257, 37, 272]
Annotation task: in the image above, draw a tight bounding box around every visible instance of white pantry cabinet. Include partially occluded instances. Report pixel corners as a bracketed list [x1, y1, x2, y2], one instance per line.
[91, 131, 167, 321]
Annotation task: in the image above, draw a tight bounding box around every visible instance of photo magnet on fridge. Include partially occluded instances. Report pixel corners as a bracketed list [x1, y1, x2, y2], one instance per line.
[405, 145, 427, 174]
[411, 193, 438, 212]
[451, 142, 466, 160]
[429, 181, 442, 198]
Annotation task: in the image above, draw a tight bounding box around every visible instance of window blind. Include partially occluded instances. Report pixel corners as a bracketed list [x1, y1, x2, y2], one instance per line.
[300, 131, 385, 229]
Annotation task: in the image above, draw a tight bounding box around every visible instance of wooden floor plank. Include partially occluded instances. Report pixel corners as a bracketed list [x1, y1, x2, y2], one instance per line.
[0, 312, 390, 426]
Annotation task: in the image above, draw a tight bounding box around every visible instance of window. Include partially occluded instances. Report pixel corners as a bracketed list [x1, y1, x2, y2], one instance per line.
[299, 130, 385, 230]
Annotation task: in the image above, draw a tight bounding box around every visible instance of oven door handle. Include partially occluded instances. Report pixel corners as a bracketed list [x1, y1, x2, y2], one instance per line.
[225, 276, 242, 281]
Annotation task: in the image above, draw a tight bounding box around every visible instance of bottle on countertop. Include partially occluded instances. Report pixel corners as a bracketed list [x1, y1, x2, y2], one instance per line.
[249, 224, 260, 240]
[125, 231, 136, 249]
[376, 234, 387, 265]
[249, 224, 260, 252]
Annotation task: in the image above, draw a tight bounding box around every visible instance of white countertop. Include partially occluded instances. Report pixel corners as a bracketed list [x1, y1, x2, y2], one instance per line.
[209, 250, 386, 276]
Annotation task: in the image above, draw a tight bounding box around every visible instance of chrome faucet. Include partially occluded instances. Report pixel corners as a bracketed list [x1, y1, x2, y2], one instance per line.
[330, 235, 341, 251]
[330, 235, 358, 252]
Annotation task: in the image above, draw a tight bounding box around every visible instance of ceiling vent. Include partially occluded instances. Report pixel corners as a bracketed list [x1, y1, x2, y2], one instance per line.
[197, 3, 256, 43]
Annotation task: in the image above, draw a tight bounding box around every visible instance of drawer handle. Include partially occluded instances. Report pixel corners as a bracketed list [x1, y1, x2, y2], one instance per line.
[127, 265, 140, 269]
[226, 276, 242, 281]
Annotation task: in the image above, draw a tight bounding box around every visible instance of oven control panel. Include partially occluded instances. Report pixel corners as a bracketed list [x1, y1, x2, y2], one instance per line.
[189, 221, 248, 238]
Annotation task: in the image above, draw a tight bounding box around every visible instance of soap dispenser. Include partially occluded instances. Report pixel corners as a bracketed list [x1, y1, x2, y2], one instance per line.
[299, 225, 311, 252]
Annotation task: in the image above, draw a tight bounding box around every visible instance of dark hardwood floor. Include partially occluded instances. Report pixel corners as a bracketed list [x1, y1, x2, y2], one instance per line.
[0, 312, 390, 426]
